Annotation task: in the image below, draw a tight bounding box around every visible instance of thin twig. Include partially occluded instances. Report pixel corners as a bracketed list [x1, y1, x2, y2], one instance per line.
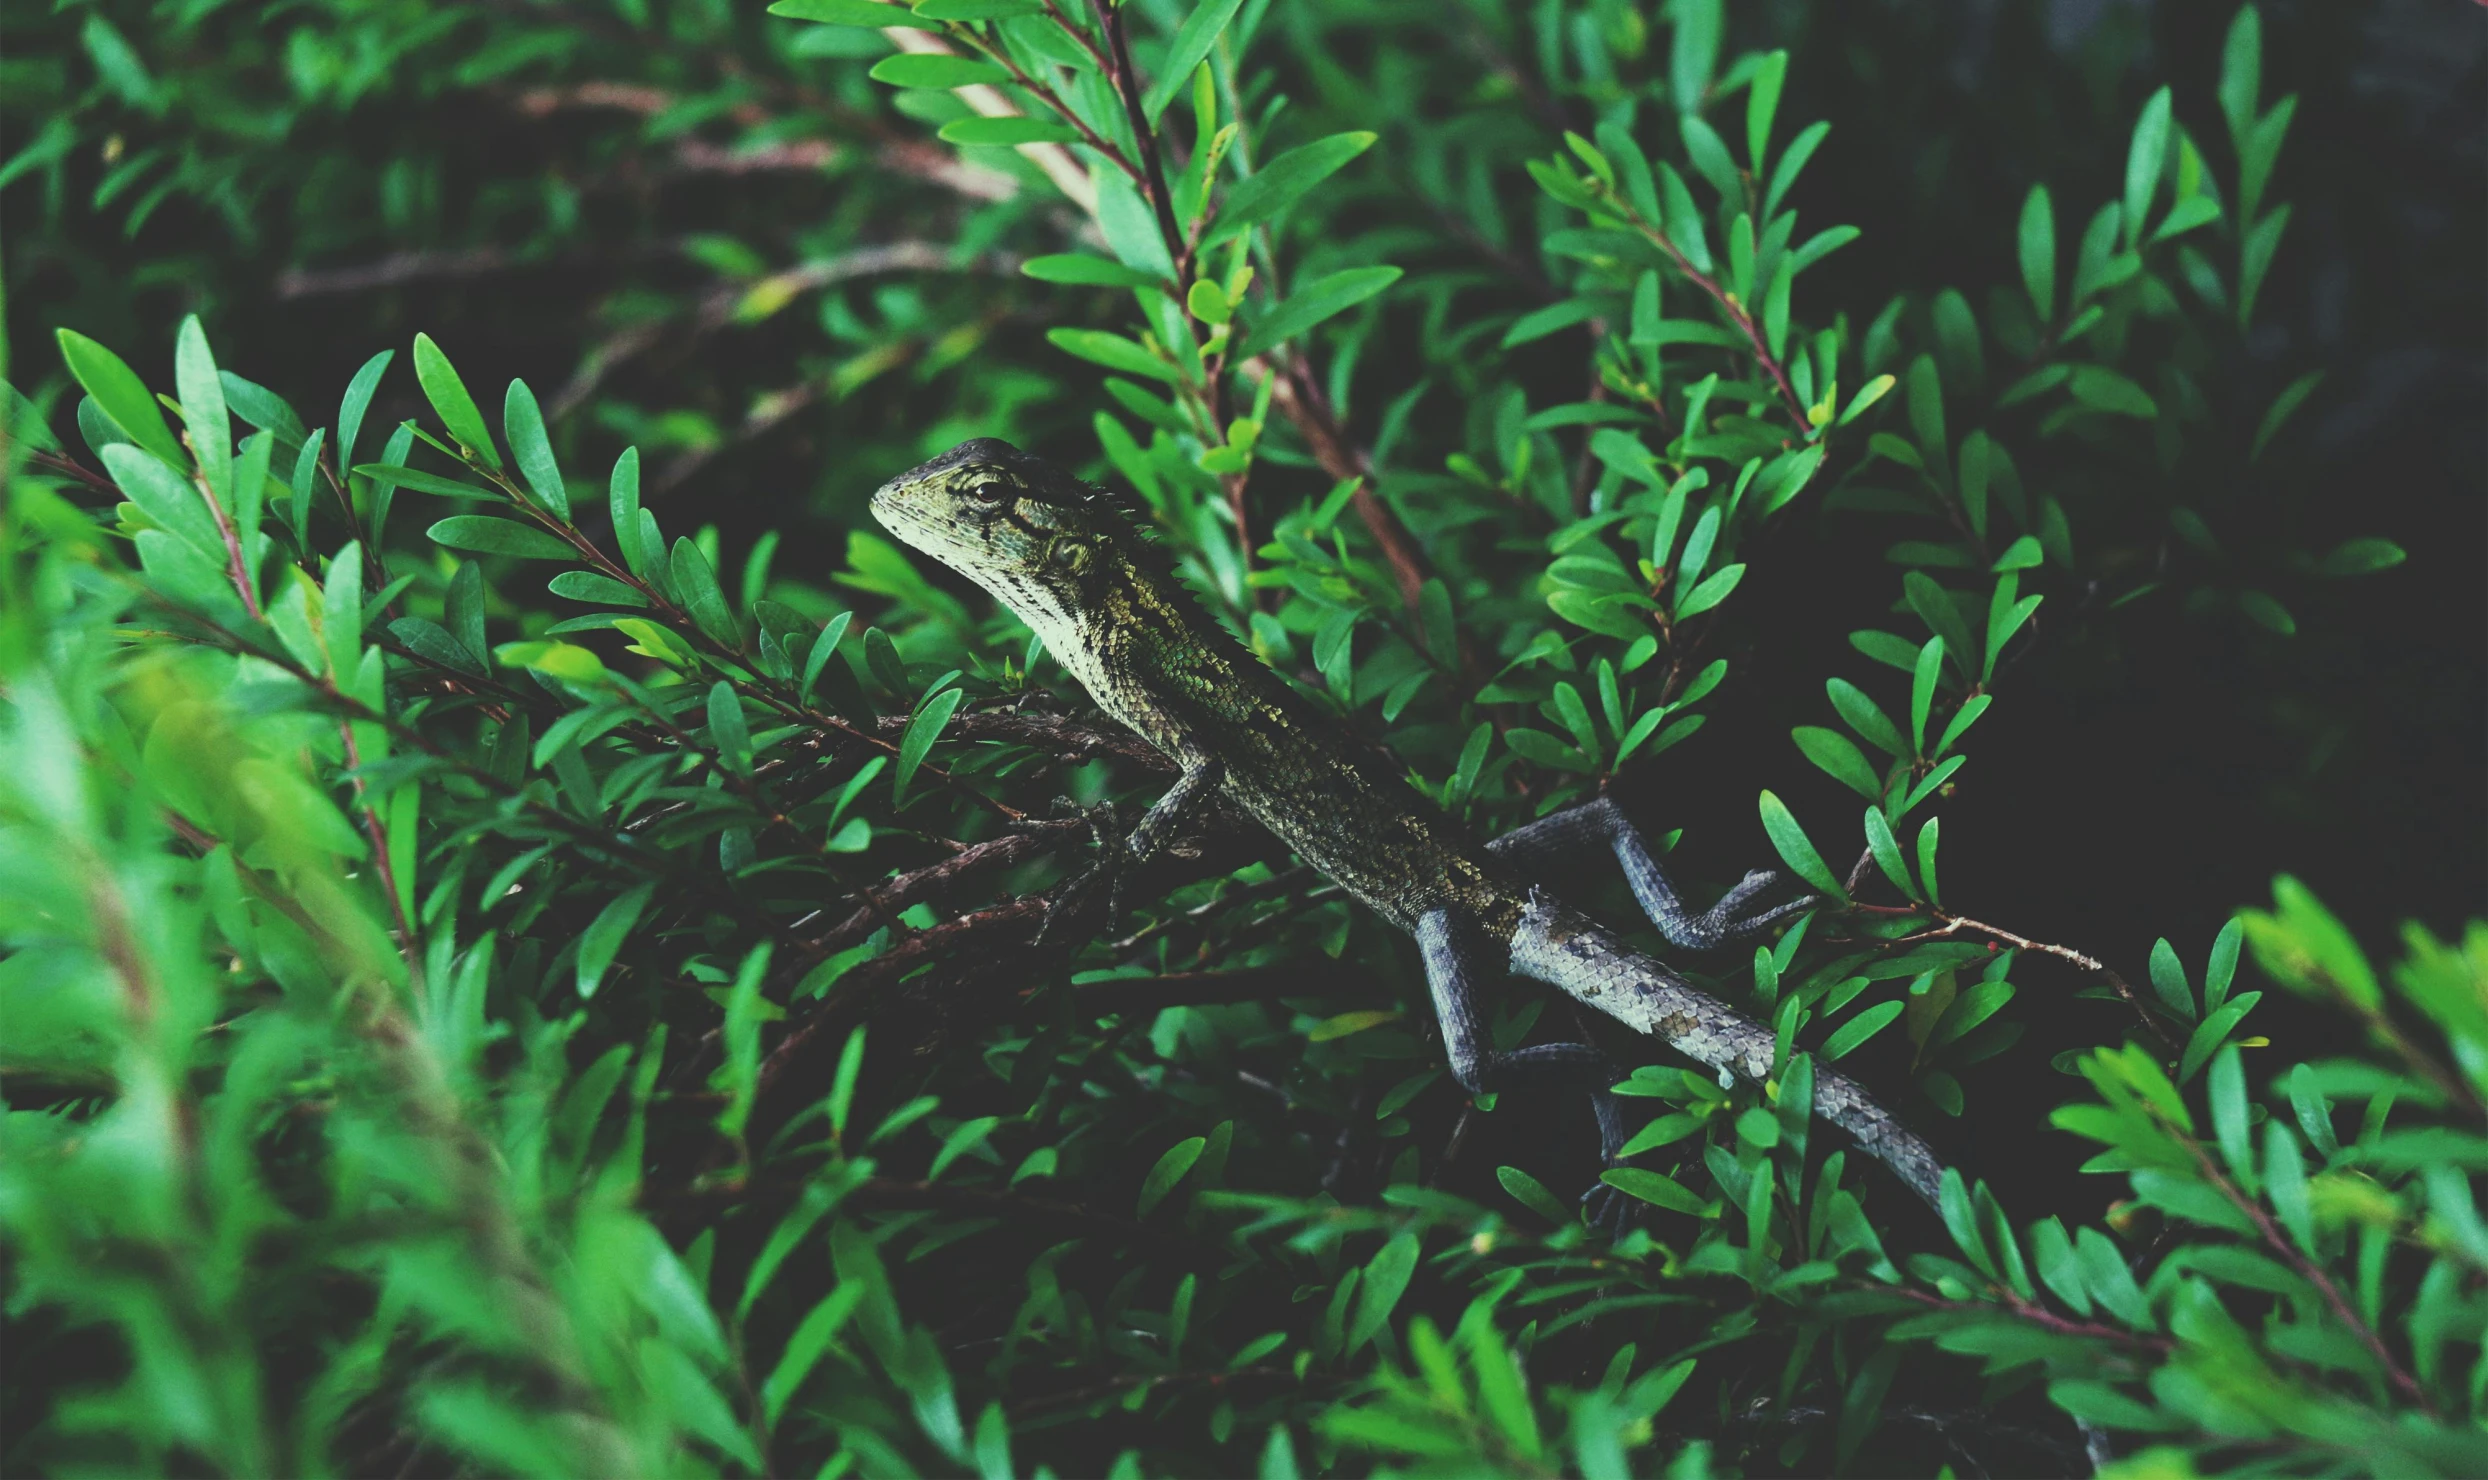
[1857, 904, 2181, 1055]
[1582, 180, 1812, 431]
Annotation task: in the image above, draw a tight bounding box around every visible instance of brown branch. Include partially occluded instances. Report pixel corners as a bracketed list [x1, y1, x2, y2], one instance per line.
[1887, 1285, 2173, 1355]
[336, 717, 418, 982]
[1262, 360, 1437, 614]
[2186, 1138, 2436, 1416]
[1087, 0, 1190, 280]
[796, 822, 1081, 956]
[23, 447, 119, 496]
[275, 247, 515, 299]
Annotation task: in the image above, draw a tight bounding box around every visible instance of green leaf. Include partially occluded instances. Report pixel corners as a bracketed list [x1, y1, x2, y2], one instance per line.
[103, 444, 223, 559]
[323, 538, 363, 676]
[1672, 563, 1745, 619]
[1208, 132, 1376, 244]
[173, 316, 231, 505]
[708, 681, 754, 777]
[893, 685, 964, 803]
[2147, 194, 2220, 245]
[1601, 1167, 1706, 1215]
[411, 333, 501, 469]
[1237, 266, 1402, 358]
[1864, 806, 1914, 899]
[2179, 994, 2260, 1084]
[426, 516, 577, 559]
[329, 350, 391, 480]
[2018, 185, 2056, 323]
[763, 1286, 865, 1427]
[1908, 636, 1945, 755]
[2219, 6, 2261, 145]
[1905, 354, 1945, 470]
[939, 115, 1083, 145]
[1823, 999, 1903, 1060]
[1937, 1168, 1993, 1274]
[1347, 1233, 1418, 1354]
[548, 571, 649, 607]
[1046, 328, 1178, 382]
[1143, 0, 1247, 123]
[868, 53, 1009, 89]
[671, 536, 741, 648]
[355, 463, 495, 500]
[1021, 254, 1160, 288]
[1932, 693, 1989, 757]
[2209, 1046, 2254, 1190]
[1900, 572, 1980, 676]
[1497, 1164, 1571, 1224]
[57, 329, 185, 468]
[2147, 938, 2195, 1021]
[1745, 50, 1787, 171]
[2031, 1217, 2090, 1314]
[1793, 727, 1881, 800]
[1137, 1136, 1207, 1217]
[802, 611, 854, 700]
[1838, 373, 1895, 426]
[767, 0, 913, 20]
[2130, 1168, 2256, 1236]
[2239, 101, 2296, 235]
[2224, 587, 2290, 637]
[2247, 370, 2323, 463]
[2266, 1121, 2313, 1252]
[1914, 815, 1942, 910]
[578, 883, 655, 998]
[1827, 679, 1905, 758]
[503, 379, 567, 517]
[2067, 365, 2157, 418]
[2312, 536, 2405, 579]
[1757, 790, 1843, 898]
[2122, 87, 2172, 249]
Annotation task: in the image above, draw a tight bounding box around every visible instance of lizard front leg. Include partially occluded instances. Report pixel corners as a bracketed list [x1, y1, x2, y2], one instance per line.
[1489, 795, 1816, 951]
[1033, 747, 1224, 940]
[1415, 908, 1641, 1234]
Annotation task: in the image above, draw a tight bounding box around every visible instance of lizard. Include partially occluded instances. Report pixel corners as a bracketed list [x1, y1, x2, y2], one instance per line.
[871, 437, 1948, 1218]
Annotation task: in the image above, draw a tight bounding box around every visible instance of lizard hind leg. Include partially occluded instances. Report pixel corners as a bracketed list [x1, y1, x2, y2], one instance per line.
[1414, 908, 1641, 1235]
[1487, 795, 1817, 951]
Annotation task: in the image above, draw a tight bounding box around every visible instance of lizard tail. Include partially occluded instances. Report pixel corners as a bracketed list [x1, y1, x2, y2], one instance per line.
[1504, 894, 1948, 1210]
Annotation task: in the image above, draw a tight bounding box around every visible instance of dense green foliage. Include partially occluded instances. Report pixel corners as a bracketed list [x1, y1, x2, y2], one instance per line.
[4, 0, 2481, 1475]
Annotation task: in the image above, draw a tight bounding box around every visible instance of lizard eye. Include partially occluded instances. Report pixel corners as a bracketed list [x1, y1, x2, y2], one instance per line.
[964, 479, 1009, 505]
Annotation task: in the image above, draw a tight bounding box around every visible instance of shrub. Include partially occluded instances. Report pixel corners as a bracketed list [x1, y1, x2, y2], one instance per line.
[2, 2, 2471, 1475]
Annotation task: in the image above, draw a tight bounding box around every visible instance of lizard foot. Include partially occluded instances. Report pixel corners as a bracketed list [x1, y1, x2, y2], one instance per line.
[1696, 868, 1825, 946]
[1029, 798, 1126, 944]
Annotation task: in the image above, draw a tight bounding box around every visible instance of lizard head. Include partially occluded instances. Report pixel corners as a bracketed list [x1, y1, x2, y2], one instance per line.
[871, 437, 1140, 626]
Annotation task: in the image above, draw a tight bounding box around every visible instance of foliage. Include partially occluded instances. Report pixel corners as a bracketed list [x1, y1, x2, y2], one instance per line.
[2, 1, 2472, 1475]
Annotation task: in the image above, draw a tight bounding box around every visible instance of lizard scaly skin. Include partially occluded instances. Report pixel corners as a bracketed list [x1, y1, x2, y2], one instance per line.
[873, 438, 1946, 1210]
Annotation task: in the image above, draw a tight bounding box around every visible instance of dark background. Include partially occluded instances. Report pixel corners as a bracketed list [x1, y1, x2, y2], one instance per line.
[10, 0, 2482, 1222]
